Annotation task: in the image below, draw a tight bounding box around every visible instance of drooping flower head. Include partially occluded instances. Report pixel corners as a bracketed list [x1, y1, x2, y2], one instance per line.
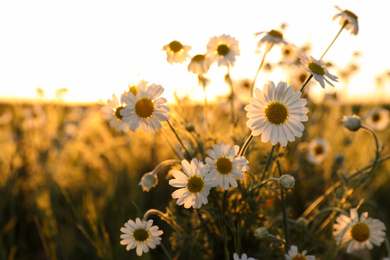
[298, 52, 339, 89]
[205, 142, 248, 190]
[120, 218, 163, 256]
[333, 6, 359, 35]
[364, 108, 390, 131]
[206, 34, 240, 67]
[120, 83, 170, 132]
[307, 137, 329, 165]
[333, 208, 386, 253]
[162, 40, 192, 64]
[255, 29, 287, 52]
[245, 81, 309, 146]
[102, 93, 130, 133]
[285, 245, 316, 260]
[187, 54, 212, 75]
[169, 158, 217, 209]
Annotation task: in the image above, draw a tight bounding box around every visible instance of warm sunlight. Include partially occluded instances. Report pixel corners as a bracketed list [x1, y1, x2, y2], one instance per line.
[0, 0, 389, 104]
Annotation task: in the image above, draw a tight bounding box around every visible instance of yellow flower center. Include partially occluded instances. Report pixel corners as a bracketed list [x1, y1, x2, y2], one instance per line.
[115, 106, 125, 120]
[264, 102, 289, 125]
[186, 175, 205, 193]
[133, 228, 150, 242]
[372, 113, 380, 122]
[128, 84, 138, 96]
[292, 254, 307, 260]
[192, 54, 206, 63]
[216, 43, 230, 56]
[169, 40, 183, 53]
[313, 144, 324, 155]
[350, 222, 370, 242]
[308, 62, 325, 76]
[344, 10, 358, 20]
[135, 98, 155, 119]
[216, 157, 233, 175]
[268, 30, 283, 39]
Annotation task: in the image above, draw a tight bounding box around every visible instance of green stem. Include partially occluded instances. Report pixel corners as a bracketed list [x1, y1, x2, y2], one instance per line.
[160, 243, 173, 260]
[199, 75, 211, 134]
[261, 145, 275, 181]
[361, 126, 380, 176]
[225, 66, 235, 125]
[299, 74, 313, 93]
[167, 120, 191, 159]
[238, 134, 253, 157]
[276, 156, 290, 251]
[250, 48, 270, 97]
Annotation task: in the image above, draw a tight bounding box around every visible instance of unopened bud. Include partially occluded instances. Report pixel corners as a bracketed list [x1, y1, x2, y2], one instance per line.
[341, 115, 361, 132]
[278, 174, 295, 189]
[254, 227, 269, 240]
[139, 172, 158, 192]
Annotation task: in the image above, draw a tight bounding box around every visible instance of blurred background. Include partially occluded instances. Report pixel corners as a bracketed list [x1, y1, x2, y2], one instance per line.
[0, 1, 390, 259]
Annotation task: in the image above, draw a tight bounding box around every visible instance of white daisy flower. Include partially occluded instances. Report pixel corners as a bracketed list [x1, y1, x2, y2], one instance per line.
[187, 54, 212, 75]
[280, 44, 298, 64]
[233, 253, 257, 260]
[333, 6, 359, 35]
[205, 142, 249, 190]
[255, 29, 287, 52]
[245, 81, 309, 147]
[307, 137, 329, 165]
[120, 218, 163, 256]
[162, 40, 192, 64]
[333, 208, 386, 253]
[364, 108, 390, 131]
[298, 52, 338, 89]
[120, 83, 170, 133]
[169, 158, 217, 209]
[285, 245, 316, 260]
[206, 34, 240, 67]
[101, 93, 130, 133]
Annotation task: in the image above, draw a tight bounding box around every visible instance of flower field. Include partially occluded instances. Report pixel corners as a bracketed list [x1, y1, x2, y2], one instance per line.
[1, 6, 390, 260]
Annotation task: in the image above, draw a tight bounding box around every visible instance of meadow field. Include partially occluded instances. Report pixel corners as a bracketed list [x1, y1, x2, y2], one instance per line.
[2, 5, 390, 260]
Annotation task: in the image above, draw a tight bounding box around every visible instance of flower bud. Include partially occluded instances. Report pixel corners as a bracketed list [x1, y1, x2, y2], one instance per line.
[278, 174, 295, 189]
[341, 115, 361, 132]
[139, 172, 158, 192]
[254, 227, 269, 240]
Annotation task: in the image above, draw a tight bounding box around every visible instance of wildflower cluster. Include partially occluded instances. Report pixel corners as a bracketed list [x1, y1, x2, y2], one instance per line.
[100, 5, 390, 260]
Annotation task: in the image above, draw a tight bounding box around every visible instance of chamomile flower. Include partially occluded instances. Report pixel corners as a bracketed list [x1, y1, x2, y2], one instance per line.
[101, 93, 130, 133]
[233, 253, 257, 260]
[364, 108, 390, 131]
[255, 29, 287, 52]
[285, 245, 315, 260]
[307, 137, 329, 165]
[205, 142, 249, 190]
[333, 6, 359, 35]
[298, 52, 338, 89]
[280, 44, 298, 64]
[169, 158, 217, 209]
[120, 83, 170, 133]
[120, 218, 163, 256]
[206, 34, 240, 67]
[333, 208, 386, 253]
[187, 54, 212, 75]
[162, 40, 192, 64]
[245, 81, 309, 147]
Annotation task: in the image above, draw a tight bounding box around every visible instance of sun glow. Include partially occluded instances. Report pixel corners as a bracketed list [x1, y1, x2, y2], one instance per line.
[0, 0, 389, 105]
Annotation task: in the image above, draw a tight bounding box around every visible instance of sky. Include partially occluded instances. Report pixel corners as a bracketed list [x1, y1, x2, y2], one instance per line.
[0, 0, 389, 104]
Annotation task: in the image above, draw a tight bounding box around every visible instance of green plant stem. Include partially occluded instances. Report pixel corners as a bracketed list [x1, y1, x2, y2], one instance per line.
[167, 120, 191, 159]
[276, 155, 290, 251]
[299, 74, 313, 93]
[143, 209, 183, 233]
[361, 126, 380, 176]
[225, 66, 236, 125]
[199, 75, 211, 134]
[160, 243, 173, 260]
[261, 145, 275, 181]
[250, 48, 270, 97]
[238, 134, 253, 156]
